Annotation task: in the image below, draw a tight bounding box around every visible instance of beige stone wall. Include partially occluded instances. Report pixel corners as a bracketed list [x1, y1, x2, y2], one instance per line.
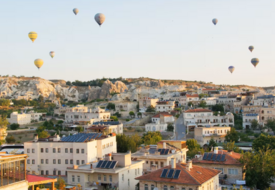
[1, 180, 28, 190]
[193, 163, 243, 184]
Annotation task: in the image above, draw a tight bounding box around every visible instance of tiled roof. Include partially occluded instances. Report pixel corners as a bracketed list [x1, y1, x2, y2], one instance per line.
[184, 109, 212, 113]
[152, 112, 173, 118]
[27, 174, 56, 184]
[136, 163, 220, 185]
[192, 150, 242, 166]
[186, 94, 199, 98]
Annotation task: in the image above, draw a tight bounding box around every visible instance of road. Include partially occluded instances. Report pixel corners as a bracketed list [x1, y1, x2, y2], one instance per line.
[173, 113, 186, 140]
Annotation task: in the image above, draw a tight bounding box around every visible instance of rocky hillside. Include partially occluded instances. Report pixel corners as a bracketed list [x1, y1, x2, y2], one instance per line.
[0, 76, 264, 103]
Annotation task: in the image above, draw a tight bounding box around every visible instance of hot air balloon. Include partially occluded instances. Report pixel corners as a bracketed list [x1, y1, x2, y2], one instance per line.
[228, 66, 235, 74]
[95, 13, 105, 26]
[251, 58, 259, 68]
[212, 18, 218, 25]
[34, 59, 44, 69]
[249, 46, 254, 52]
[49, 51, 55, 58]
[28, 32, 37, 42]
[73, 8, 79, 15]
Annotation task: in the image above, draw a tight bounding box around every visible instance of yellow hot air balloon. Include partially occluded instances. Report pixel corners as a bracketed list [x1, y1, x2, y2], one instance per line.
[34, 59, 44, 69]
[28, 31, 38, 42]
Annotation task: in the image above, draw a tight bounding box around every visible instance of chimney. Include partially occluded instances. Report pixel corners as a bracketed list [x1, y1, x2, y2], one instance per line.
[214, 147, 219, 154]
[34, 134, 38, 142]
[186, 160, 192, 171]
[171, 158, 176, 169]
[163, 142, 166, 149]
[107, 153, 112, 161]
[90, 164, 93, 169]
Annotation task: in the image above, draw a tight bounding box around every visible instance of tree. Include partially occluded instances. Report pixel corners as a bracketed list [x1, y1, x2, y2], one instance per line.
[76, 125, 84, 132]
[198, 100, 207, 108]
[265, 119, 275, 131]
[110, 116, 118, 121]
[225, 128, 239, 143]
[106, 103, 115, 110]
[146, 106, 155, 113]
[253, 134, 275, 151]
[199, 93, 208, 99]
[188, 102, 193, 107]
[251, 119, 258, 130]
[113, 112, 121, 118]
[240, 148, 275, 189]
[186, 139, 204, 158]
[56, 176, 66, 190]
[0, 116, 9, 129]
[141, 132, 162, 145]
[0, 99, 10, 107]
[38, 131, 50, 138]
[129, 111, 135, 118]
[6, 136, 16, 143]
[137, 112, 142, 118]
[222, 141, 241, 153]
[211, 104, 224, 112]
[38, 95, 44, 103]
[10, 123, 20, 130]
[208, 138, 217, 150]
[167, 123, 174, 132]
[116, 133, 141, 153]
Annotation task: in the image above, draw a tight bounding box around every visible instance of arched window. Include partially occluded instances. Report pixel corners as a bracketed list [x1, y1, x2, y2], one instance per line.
[151, 184, 155, 190]
[144, 184, 148, 190]
[163, 185, 168, 190]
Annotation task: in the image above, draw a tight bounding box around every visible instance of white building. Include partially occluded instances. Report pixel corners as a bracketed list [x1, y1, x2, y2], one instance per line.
[24, 133, 117, 176]
[242, 113, 259, 129]
[87, 121, 123, 135]
[200, 97, 218, 106]
[67, 152, 144, 190]
[131, 141, 188, 173]
[65, 107, 111, 124]
[54, 104, 88, 116]
[183, 109, 234, 133]
[145, 112, 174, 132]
[155, 101, 175, 112]
[8, 111, 43, 125]
[114, 101, 137, 112]
[145, 123, 168, 132]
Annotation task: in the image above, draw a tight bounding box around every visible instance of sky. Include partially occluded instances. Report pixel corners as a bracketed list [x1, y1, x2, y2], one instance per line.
[1, 0, 275, 86]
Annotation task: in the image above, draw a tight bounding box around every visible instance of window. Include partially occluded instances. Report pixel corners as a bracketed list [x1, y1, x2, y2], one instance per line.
[32, 149, 35, 153]
[170, 186, 175, 190]
[104, 175, 106, 181]
[135, 169, 137, 175]
[81, 160, 85, 164]
[46, 170, 49, 175]
[109, 175, 112, 182]
[46, 148, 48, 153]
[151, 185, 155, 190]
[70, 159, 73, 164]
[145, 184, 148, 190]
[53, 170, 56, 175]
[128, 179, 130, 186]
[182, 188, 186, 190]
[76, 149, 79, 154]
[163, 185, 168, 190]
[70, 148, 73, 153]
[215, 168, 224, 174]
[58, 148, 61, 153]
[161, 162, 164, 167]
[228, 168, 238, 175]
[58, 159, 61, 164]
[41, 170, 44, 175]
[65, 148, 68, 153]
[53, 148, 56, 153]
[98, 174, 101, 180]
[146, 161, 148, 164]
[46, 159, 49, 164]
[122, 174, 124, 181]
[81, 149, 84, 154]
[27, 149, 30, 153]
[76, 160, 80, 165]
[41, 148, 44, 153]
[41, 159, 44, 164]
[58, 171, 61, 175]
[77, 176, 80, 182]
[53, 159, 56, 164]
[27, 159, 30, 164]
[65, 159, 68, 164]
[32, 159, 35, 164]
[72, 175, 75, 182]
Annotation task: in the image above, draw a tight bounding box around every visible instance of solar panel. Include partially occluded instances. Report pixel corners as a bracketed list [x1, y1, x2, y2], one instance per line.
[212, 154, 217, 161]
[164, 149, 169, 155]
[101, 161, 108, 168]
[203, 153, 208, 160]
[109, 161, 117, 169]
[96, 160, 103, 168]
[160, 149, 165, 155]
[207, 153, 212, 160]
[158, 149, 162, 152]
[105, 161, 112, 168]
[221, 154, 226, 162]
[167, 169, 175, 178]
[216, 154, 221, 162]
[160, 169, 168, 178]
[173, 170, 181, 179]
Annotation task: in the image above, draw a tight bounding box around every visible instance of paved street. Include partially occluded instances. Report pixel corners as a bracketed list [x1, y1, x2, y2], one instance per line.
[173, 113, 186, 140]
